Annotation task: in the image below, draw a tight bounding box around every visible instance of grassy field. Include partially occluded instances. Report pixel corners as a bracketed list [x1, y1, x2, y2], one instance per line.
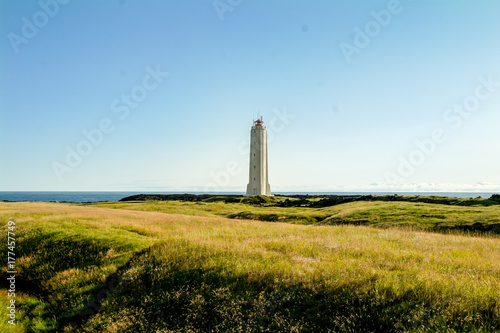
[88, 197, 500, 234]
[0, 200, 499, 332]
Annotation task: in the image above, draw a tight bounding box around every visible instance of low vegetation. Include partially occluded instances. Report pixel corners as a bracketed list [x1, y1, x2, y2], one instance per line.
[1, 198, 499, 332]
[92, 194, 500, 235]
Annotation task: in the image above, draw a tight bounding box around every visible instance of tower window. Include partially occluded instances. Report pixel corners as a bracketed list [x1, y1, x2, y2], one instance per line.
[254, 178, 256, 181]
[253, 165, 255, 169]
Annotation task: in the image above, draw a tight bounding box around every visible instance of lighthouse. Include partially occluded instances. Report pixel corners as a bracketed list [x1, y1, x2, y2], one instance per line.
[246, 117, 272, 196]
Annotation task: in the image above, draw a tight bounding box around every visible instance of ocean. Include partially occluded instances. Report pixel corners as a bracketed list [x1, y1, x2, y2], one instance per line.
[0, 191, 497, 203]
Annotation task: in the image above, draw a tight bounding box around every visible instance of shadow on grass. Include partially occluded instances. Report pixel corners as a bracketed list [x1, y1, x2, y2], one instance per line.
[1, 231, 111, 298]
[59, 248, 150, 332]
[72, 243, 500, 333]
[0, 228, 121, 332]
[5, 228, 499, 332]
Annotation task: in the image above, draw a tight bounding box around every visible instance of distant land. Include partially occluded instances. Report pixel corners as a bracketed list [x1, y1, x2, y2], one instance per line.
[1, 191, 499, 203]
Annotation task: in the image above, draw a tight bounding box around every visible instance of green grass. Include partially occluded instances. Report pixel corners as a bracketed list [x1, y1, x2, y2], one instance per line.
[86, 200, 328, 224]
[87, 198, 500, 234]
[319, 201, 500, 232]
[0, 203, 153, 332]
[1, 201, 499, 332]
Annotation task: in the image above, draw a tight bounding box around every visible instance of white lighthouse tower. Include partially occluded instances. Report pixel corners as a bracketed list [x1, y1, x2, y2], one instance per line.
[246, 117, 272, 196]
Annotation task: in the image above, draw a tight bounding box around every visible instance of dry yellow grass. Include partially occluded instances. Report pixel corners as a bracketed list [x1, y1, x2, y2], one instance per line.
[1, 201, 499, 332]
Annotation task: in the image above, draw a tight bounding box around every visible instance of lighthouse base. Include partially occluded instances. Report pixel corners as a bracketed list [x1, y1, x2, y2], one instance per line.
[245, 183, 272, 196]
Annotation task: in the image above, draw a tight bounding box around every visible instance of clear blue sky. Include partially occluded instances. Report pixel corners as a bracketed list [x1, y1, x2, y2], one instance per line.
[1, 0, 500, 192]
